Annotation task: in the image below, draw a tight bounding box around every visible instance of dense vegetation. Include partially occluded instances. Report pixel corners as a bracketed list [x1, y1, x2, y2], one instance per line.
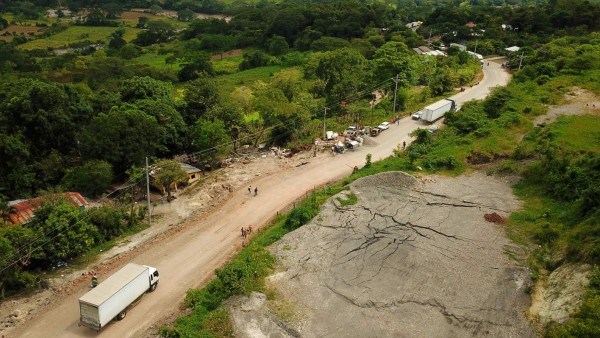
[160, 3, 598, 337]
[0, 0, 598, 336]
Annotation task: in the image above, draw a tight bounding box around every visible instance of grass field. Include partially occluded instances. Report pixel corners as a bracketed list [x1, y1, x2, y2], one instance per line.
[213, 54, 243, 74]
[134, 52, 181, 71]
[547, 115, 600, 153]
[215, 64, 286, 93]
[19, 25, 141, 50]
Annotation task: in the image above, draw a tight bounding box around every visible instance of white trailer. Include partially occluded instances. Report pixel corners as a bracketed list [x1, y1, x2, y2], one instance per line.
[421, 99, 455, 122]
[79, 263, 159, 331]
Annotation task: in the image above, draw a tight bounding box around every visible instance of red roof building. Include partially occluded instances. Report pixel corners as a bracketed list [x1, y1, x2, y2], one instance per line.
[5, 192, 88, 225]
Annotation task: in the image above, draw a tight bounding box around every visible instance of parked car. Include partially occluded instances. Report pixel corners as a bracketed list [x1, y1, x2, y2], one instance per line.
[377, 122, 390, 130]
[370, 127, 381, 137]
[411, 111, 422, 120]
[345, 126, 357, 136]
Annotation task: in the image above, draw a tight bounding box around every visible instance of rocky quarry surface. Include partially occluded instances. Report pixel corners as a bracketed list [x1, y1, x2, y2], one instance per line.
[231, 172, 535, 337]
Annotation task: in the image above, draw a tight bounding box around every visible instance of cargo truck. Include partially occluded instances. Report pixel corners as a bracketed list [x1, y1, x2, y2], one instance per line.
[79, 263, 159, 331]
[421, 99, 455, 123]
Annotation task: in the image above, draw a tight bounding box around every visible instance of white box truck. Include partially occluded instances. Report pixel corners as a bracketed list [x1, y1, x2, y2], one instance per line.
[79, 263, 159, 331]
[421, 99, 455, 122]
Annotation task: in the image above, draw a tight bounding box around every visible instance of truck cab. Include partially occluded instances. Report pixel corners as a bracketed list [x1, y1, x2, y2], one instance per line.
[146, 265, 160, 292]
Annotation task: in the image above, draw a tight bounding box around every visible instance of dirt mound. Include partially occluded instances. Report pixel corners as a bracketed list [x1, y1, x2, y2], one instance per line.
[484, 212, 507, 224]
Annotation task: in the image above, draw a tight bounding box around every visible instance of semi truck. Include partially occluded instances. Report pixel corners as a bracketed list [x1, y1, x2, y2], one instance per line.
[79, 263, 159, 331]
[421, 99, 455, 123]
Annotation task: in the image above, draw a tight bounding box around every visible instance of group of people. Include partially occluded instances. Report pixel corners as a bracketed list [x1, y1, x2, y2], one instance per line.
[241, 225, 253, 239]
[248, 186, 258, 196]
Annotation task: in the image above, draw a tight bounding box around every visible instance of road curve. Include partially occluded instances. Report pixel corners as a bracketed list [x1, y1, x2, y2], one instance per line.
[14, 60, 510, 338]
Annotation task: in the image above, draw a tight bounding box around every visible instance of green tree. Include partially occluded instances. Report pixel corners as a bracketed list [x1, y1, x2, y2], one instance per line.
[108, 28, 126, 50]
[183, 77, 220, 124]
[120, 44, 141, 59]
[85, 8, 107, 26]
[102, 3, 123, 19]
[177, 53, 215, 82]
[200, 34, 236, 58]
[152, 159, 188, 202]
[192, 119, 232, 162]
[372, 41, 420, 86]
[136, 16, 149, 29]
[304, 48, 368, 101]
[135, 99, 186, 152]
[239, 50, 275, 71]
[61, 160, 113, 198]
[120, 76, 174, 103]
[27, 197, 98, 265]
[133, 20, 176, 46]
[80, 107, 164, 173]
[268, 35, 289, 56]
[310, 37, 351, 51]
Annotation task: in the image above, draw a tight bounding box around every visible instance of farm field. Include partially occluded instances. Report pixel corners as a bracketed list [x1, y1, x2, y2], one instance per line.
[0, 25, 44, 42]
[18, 26, 141, 50]
[134, 52, 181, 72]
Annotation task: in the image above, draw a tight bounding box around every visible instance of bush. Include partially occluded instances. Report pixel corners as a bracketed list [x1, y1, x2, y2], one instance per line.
[62, 161, 113, 198]
[533, 222, 560, 245]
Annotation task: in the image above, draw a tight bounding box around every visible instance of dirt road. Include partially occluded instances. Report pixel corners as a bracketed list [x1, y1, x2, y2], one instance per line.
[13, 60, 510, 338]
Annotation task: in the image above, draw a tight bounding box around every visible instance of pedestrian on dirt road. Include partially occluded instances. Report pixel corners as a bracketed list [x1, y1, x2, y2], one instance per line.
[402, 141, 406, 150]
[241, 227, 245, 238]
[248, 225, 253, 234]
[248, 186, 251, 194]
[91, 274, 98, 288]
[254, 187, 258, 196]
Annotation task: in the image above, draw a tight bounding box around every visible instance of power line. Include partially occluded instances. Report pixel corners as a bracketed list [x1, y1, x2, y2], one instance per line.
[0, 78, 395, 275]
[0, 174, 148, 274]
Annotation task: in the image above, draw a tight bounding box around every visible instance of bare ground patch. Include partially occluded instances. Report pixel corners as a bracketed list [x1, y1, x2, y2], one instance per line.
[534, 87, 600, 126]
[239, 172, 535, 337]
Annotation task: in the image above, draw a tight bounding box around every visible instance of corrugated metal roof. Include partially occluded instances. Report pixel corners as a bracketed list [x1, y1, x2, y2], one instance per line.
[6, 192, 88, 225]
[179, 163, 201, 174]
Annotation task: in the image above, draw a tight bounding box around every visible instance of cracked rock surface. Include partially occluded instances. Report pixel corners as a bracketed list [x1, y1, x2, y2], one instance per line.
[268, 172, 534, 337]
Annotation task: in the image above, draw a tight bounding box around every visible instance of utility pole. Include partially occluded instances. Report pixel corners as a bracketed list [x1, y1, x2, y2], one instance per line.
[392, 74, 400, 117]
[145, 157, 151, 225]
[323, 107, 329, 139]
[370, 96, 375, 126]
[518, 51, 524, 70]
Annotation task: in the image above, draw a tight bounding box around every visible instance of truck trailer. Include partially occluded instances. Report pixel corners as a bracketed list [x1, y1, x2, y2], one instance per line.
[421, 99, 455, 122]
[79, 263, 159, 331]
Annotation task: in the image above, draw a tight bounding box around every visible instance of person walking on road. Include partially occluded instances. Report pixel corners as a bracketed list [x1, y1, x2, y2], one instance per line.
[91, 274, 98, 288]
[248, 186, 251, 194]
[254, 187, 258, 196]
[402, 141, 406, 150]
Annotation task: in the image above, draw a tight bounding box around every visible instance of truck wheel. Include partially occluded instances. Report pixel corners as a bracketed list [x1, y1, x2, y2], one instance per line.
[149, 281, 158, 292]
[116, 310, 126, 321]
